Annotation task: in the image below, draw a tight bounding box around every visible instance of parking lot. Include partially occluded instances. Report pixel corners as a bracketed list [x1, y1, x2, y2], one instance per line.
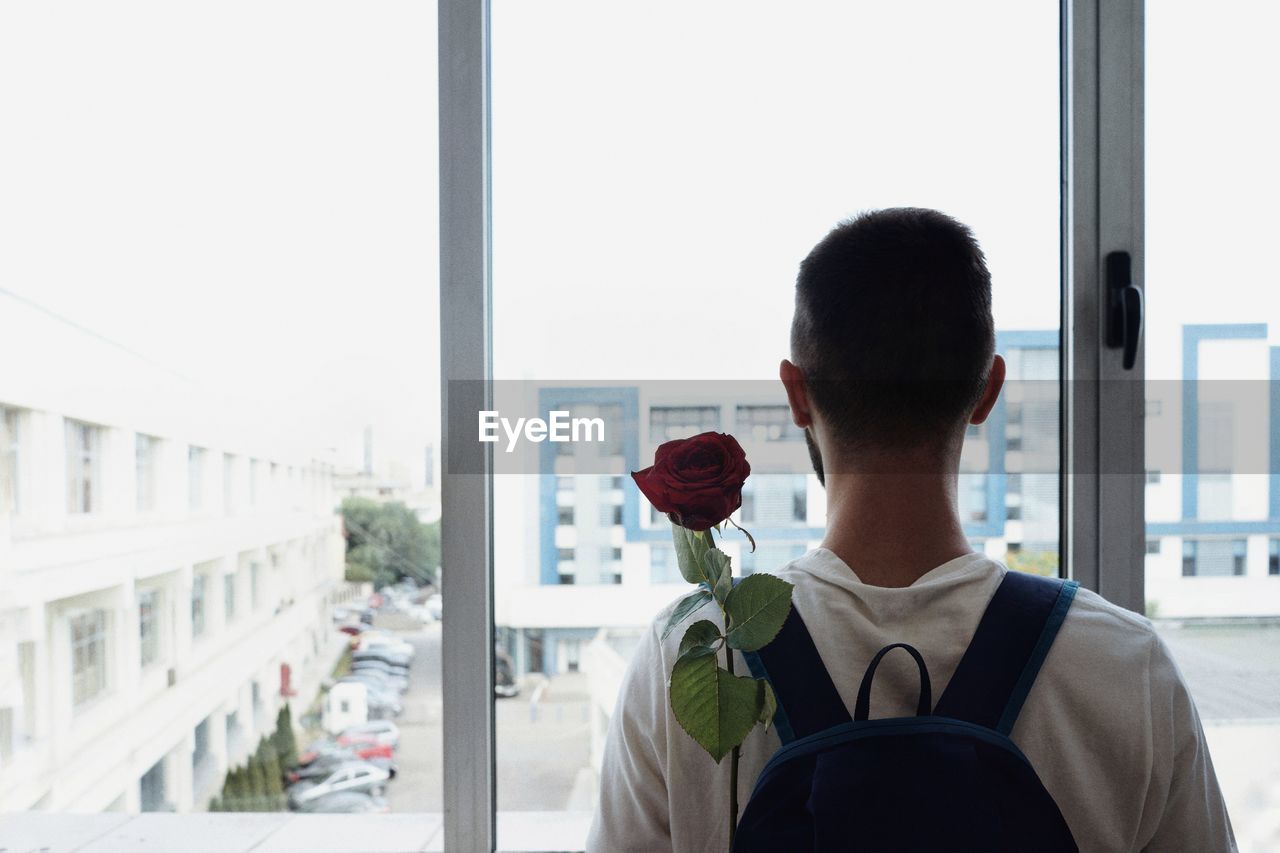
[383, 622, 594, 813]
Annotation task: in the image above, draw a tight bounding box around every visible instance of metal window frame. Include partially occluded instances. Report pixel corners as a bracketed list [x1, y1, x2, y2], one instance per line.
[1064, 0, 1145, 611]
[439, 0, 495, 850]
[440, 1, 1149, 848]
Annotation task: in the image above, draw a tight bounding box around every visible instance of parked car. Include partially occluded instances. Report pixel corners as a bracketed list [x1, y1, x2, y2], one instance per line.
[350, 658, 410, 677]
[339, 672, 407, 697]
[294, 790, 391, 814]
[338, 720, 400, 748]
[287, 761, 391, 809]
[338, 623, 370, 637]
[353, 648, 412, 669]
[426, 593, 442, 621]
[287, 755, 396, 785]
[299, 739, 393, 765]
[494, 649, 519, 699]
[358, 634, 415, 658]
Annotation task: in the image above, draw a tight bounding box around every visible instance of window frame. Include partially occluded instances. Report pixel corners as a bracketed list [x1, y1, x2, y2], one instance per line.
[438, 0, 1146, 848]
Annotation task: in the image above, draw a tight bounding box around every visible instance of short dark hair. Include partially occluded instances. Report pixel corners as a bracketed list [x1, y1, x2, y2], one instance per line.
[790, 208, 995, 452]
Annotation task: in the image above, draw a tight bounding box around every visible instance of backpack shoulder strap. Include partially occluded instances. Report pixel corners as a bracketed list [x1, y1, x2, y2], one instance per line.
[932, 571, 1079, 735]
[741, 605, 850, 745]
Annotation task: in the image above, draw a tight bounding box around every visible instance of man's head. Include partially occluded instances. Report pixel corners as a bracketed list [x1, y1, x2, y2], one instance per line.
[782, 208, 1004, 480]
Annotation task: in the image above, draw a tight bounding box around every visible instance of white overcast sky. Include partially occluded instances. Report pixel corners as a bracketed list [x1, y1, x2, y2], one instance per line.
[1, 0, 1276, 472]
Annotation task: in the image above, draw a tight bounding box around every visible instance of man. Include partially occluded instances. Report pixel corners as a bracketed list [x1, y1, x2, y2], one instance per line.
[587, 208, 1234, 851]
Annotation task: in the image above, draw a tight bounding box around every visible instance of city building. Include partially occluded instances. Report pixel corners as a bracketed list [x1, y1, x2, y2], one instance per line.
[0, 296, 348, 812]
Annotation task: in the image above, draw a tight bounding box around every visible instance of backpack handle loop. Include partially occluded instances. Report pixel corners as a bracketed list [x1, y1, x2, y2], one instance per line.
[854, 642, 932, 721]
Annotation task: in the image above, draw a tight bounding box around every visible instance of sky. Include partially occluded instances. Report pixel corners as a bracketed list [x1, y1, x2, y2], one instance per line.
[1, 0, 1277, 474]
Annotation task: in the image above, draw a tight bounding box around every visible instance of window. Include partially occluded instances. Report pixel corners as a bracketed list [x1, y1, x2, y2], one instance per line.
[735, 405, 802, 442]
[70, 610, 108, 708]
[1181, 539, 1247, 578]
[249, 459, 259, 506]
[1, 406, 21, 514]
[139, 758, 167, 812]
[135, 434, 159, 512]
[740, 475, 808, 527]
[224, 574, 236, 623]
[649, 406, 719, 443]
[223, 453, 235, 514]
[65, 420, 101, 514]
[250, 562, 261, 611]
[191, 574, 207, 639]
[601, 546, 622, 562]
[188, 446, 205, 510]
[138, 590, 160, 668]
[555, 475, 574, 493]
[1145, 539, 1161, 555]
[650, 544, 683, 584]
[742, 543, 807, 576]
[1271, 540, 1279, 577]
[556, 547, 574, 563]
[556, 506, 573, 526]
[1144, 470, 1161, 485]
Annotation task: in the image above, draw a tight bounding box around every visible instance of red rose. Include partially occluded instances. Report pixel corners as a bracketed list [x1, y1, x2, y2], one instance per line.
[631, 432, 750, 532]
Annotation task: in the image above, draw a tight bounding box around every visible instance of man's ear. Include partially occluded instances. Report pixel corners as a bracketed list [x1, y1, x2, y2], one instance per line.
[780, 359, 813, 428]
[969, 354, 1006, 425]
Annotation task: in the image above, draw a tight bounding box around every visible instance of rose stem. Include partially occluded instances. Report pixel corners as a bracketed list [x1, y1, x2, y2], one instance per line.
[707, 528, 740, 849]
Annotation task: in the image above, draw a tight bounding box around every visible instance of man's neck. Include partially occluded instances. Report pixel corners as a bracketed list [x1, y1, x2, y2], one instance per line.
[819, 469, 973, 589]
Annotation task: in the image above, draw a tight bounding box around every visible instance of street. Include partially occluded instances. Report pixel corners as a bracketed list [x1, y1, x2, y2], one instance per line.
[385, 623, 594, 814]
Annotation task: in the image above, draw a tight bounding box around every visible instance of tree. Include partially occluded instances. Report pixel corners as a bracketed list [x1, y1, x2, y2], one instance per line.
[340, 497, 440, 588]
[273, 704, 299, 771]
[256, 737, 285, 811]
[246, 755, 267, 812]
[208, 795, 222, 813]
[222, 767, 243, 812]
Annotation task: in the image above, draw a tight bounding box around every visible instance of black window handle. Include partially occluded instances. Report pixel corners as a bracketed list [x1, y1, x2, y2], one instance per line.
[1105, 251, 1143, 370]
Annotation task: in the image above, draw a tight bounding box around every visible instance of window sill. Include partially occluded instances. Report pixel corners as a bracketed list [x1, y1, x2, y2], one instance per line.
[0, 811, 592, 852]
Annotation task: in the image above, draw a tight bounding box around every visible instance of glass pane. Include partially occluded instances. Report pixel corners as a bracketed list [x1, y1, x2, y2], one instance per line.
[491, 1, 1060, 848]
[1146, 3, 1280, 848]
[0, 0, 441, 829]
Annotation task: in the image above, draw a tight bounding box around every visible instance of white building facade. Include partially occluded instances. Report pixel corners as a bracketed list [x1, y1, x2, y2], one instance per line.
[0, 298, 347, 813]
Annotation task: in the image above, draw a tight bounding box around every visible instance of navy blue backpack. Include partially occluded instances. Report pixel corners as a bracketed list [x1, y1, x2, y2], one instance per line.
[735, 571, 1080, 853]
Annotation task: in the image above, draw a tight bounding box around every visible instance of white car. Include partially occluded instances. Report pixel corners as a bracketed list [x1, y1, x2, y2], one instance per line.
[339, 720, 401, 748]
[288, 761, 391, 809]
[426, 594, 442, 621]
[359, 634, 415, 659]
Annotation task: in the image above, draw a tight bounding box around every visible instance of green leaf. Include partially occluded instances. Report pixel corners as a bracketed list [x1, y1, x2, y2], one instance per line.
[669, 647, 765, 763]
[661, 588, 714, 640]
[678, 619, 722, 657]
[672, 525, 714, 585]
[724, 573, 794, 651]
[703, 549, 733, 604]
[758, 679, 778, 732]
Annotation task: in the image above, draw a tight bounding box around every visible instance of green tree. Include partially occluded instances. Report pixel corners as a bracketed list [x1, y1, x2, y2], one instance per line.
[340, 497, 440, 588]
[273, 704, 299, 771]
[257, 737, 286, 811]
[246, 756, 267, 812]
[207, 795, 222, 813]
[222, 767, 243, 812]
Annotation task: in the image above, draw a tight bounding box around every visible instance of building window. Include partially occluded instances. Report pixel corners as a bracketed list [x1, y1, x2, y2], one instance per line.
[135, 434, 159, 512]
[649, 406, 719, 443]
[138, 590, 160, 668]
[191, 574, 207, 638]
[139, 758, 167, 812]
[609, 475, 624, 490]
[555, 402, 625, 457]
[250, 562, 261, 611]
[556, 547, 574, 563]
[741, 475, 809, 526]
[188, 446, 205, 510]
[650, 544, 683, 584]
[1270, 540, 1279, 576]
[601, 546, 623, 562]
[598, 503, 623, 526]
[735, 405, 802, 442]
[1145, 470, 1161, 485]
[224, 574, 236, 623]
[741, 543, 806, 576]
[1182, 538, 1247, 577]
[249, 459, 259, 506]
[557, 506, 574, 526]
[71, 610, 108, 708]
[1145, 538, 1161, 555]
[557, 573, 575, 585]
[223, 454, 235, 514]
[556, 475, 574, 493]
[192, 717, 211, 773]
[65, 419, 102, 514]
[1, 405, 22, 514]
